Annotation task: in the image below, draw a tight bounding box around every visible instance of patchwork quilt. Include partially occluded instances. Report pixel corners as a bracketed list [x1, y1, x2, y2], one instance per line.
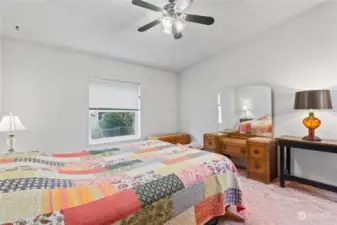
[0, 140, 246, 225]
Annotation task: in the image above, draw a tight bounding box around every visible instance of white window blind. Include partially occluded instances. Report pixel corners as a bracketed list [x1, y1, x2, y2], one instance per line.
[89, 78, 139, 110]
[217, 93, 222, 124]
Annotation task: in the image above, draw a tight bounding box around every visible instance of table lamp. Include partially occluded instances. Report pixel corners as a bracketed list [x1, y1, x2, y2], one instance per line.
[0, 112, 27, 152]
[294, 90, 332, 141]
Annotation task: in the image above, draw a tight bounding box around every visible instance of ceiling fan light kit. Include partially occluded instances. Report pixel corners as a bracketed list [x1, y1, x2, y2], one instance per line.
[161, 17, 186, 35]
[132, 0, 215, 39]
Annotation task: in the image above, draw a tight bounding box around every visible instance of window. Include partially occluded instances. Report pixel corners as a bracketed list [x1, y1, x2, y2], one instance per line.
[217, 93, 222, 125]
[89, 78, 140, 144]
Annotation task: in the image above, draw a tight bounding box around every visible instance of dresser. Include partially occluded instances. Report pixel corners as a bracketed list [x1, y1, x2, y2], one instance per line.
[148, 133, 190, 145]
[206, 132, 277, 184]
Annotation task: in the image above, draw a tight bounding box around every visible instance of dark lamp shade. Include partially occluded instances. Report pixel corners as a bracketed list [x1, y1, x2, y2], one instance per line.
[294, 90, 333, 110]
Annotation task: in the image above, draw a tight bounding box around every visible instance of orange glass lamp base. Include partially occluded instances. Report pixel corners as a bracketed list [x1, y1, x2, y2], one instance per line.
[302, 111, 321, 141]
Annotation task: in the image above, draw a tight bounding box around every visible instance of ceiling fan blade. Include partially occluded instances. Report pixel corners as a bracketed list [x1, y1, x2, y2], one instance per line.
[132, 0, 162, 12]
[184, 14, 214, 25]
[172, 23, 183, 40]
[138, 19, 161, 32]
[174, 0, 193, 12]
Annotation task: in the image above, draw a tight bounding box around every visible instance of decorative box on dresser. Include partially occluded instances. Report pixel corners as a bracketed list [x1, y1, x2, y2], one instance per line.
[148, 133, 190, 145]
[247, 137, 277, 184]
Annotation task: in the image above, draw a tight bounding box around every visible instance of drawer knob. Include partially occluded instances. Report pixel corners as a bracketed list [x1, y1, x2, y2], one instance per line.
[223, 145, 227, 150]
[254, 149, 260, 154]
[208, 141, 213, 145]
[241, 148, 246, 154]
[255, 162, 261, 169]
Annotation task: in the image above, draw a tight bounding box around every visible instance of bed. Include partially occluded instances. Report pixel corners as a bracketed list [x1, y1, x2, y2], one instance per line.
[0, 140, 246, 225]
[236, 115, 273, 137]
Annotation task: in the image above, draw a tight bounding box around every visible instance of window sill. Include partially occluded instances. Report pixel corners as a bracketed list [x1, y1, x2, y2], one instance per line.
[89, 136, 141, 146]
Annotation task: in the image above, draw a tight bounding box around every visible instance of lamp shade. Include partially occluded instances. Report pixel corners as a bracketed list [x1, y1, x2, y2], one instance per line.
[0, 114, 26, 132]
[294, 90, 333, 110]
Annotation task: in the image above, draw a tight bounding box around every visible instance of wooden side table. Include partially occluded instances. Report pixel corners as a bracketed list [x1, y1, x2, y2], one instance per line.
[148, 133, 190, 145]
[277, 136, 337, 192]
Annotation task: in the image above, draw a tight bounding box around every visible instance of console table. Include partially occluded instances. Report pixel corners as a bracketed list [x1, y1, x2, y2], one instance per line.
[277, 136, 337, 192]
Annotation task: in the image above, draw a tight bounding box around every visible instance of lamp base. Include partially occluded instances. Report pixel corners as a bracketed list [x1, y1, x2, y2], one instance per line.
[302, 111, 322, 142]
[7, 134, 16, 153]
[302, 136, 321, 142]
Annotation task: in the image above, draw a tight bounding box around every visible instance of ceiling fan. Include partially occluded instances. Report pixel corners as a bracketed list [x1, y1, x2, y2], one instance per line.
[132, 0, 215, 39]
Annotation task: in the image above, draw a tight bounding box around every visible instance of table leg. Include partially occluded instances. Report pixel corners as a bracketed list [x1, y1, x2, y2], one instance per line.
[280, 145, 285, 188]
[286, 146, 291, 175]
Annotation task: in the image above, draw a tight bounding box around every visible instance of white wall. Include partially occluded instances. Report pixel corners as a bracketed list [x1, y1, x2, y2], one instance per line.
[0, 19, 3, 116]
[2, 38, 178, 153]
[0, 36, 2, 116]
[220, 88, 237, 130]
[236, 85, 272, 119]
[179, 2, 337, 185]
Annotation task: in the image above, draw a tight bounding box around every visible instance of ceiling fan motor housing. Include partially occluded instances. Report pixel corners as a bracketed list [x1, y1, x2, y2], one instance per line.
[163, 3, 179, 17]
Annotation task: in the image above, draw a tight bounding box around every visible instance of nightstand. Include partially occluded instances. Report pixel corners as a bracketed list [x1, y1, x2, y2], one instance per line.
[148, 133, 190, 145]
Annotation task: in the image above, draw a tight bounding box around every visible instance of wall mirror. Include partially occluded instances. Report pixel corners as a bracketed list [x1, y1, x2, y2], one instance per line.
[218, 85, 273, 137]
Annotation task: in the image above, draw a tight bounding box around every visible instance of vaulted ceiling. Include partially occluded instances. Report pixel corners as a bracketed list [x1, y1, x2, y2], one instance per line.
[0, 0, 325, 72]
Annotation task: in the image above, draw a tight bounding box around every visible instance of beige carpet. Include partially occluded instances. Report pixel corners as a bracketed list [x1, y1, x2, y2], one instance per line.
[220, 175, 337, 225]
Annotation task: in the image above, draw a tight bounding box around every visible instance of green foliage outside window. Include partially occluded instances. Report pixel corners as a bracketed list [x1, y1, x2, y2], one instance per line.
[99, 112, 135, 137]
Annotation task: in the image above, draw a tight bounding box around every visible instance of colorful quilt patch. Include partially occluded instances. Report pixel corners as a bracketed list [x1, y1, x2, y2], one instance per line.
[194, 193, 225, 225]
[89, 148, 120, 155]
[121, 196, 174, 225]
[106, 160, 142, 171]
[52, 152, 90, 158]
[0, 189, 46, 223]
[0, 177, 73, 193]
[114, 170, 162, 191]
[224, 188, 243, 205]
[171, 181, 205, 216]
[62, 189, 141, 225]
[204, 174, 227, 198]
[162, 155, 191, 165]
[4, 211, 65, 225]
[14, 157, 65, 167]
[134, 174, 184, 207]
[0, 159, 15, 164]
[164, 206, 196, 225]
[176, 164, 213, 187]
[58, 167, 106, 175]
[203, 158, 232, 175]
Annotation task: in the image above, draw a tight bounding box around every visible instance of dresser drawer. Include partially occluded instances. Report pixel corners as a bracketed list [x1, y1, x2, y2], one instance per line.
[247, 158, 266, 174]
[248, 144, 266, 159]
[220, 142, 247, 157]
[204, 134, 216, 150]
